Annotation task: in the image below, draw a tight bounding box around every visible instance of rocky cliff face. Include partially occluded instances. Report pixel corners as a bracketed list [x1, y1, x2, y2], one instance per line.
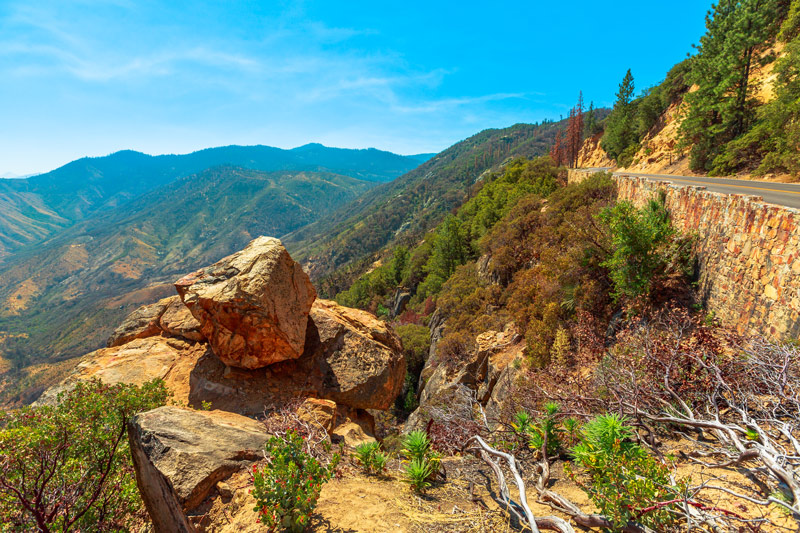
[406, 321, 524, 433]
[35, 236, 406, 531]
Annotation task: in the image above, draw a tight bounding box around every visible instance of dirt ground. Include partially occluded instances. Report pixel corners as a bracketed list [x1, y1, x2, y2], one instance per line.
[191, 436, 798, 532]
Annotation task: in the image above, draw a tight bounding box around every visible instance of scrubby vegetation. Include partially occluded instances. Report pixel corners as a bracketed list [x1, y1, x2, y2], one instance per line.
[251, 430, 340, 532]
[0, 379, 168, 532]
[332, 144, 798, 530]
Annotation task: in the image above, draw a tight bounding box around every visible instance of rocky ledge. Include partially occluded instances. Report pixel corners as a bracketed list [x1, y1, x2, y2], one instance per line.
[35, 236, 406, 532]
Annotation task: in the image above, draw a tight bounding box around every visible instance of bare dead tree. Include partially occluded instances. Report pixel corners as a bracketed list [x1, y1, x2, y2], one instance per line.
[594, 311, 800, 523]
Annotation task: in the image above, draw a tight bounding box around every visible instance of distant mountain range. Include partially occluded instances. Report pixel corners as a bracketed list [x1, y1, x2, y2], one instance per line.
[0, 144, 428, 365]
[0, 120, 578, 381]
[0, 144, 426, 261]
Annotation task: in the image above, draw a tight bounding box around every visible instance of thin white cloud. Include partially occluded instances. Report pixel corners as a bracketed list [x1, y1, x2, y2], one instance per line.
[391, 92, 528, 114]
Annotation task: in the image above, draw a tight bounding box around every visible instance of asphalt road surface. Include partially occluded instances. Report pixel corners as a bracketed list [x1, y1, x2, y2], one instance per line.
[581, 168, 800, 210]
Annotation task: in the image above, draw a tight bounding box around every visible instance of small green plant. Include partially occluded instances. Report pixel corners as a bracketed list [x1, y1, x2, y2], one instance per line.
[402, 431, 440, 492]
[562, 417, 581, 448]
[200, 400, 213, 411]
[513, 404, 564, 456]
[513, 410, 533, 432]
[568, 414, 684, 530]
[405, 457, 433, 492]
[403, 430, 431, 461]
[252, 430, 340, 532]
[353, 441, 389, 474]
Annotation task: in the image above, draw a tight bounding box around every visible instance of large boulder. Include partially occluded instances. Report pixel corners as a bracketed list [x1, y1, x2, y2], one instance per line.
[308, 299, 405, 409]
[107, 295, 203, 348]
[188, 300, 406, 413]
[128, 406, 269, 532]
[175, 237, 316, 369]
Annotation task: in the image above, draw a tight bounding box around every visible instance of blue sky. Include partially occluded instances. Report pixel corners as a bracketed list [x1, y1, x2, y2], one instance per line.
[0, 0, 710, 175]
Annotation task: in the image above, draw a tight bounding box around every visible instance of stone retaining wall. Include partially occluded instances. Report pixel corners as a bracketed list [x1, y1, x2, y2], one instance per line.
[616, 175, 800, 340]
[567, 168, 596, 184]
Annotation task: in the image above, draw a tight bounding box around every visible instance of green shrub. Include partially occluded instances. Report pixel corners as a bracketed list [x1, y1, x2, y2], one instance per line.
[404, 458, 433, 492]
[353, 442, 388, 474]
[0, 378, 169, 531]
[402, 431, 440, 492]
[252, 430, 340, 532]
[394, 324, 430, 378]
[599, 195, 692, 303]
[569, 414, 684, 531]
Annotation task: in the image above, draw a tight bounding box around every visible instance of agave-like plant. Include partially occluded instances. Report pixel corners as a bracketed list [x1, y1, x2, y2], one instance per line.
[404, 457, 433, 492]
[402, 430, 430, 462]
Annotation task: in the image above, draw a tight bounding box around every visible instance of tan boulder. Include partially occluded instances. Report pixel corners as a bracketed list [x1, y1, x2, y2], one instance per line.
[160, 296, 204, 342]
[332, 420, 376, 448]
[127, 406, 269, 532]
[107, 295, 203, 348]
[307, 300, 405, 409]
[175, 237, 316, 369]
[107, 298, 169, 348]
[297, 398, 337, 434]
[34, 336, 207, 407]
[332, 406, 377, 447]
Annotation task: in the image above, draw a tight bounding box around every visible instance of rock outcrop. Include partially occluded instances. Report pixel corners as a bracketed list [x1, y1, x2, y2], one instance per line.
[107, 295, 203, 348]
[187, 299, 405, 414]
[175, 237, 316, 369]
[407, 326, 522, 432]
[39, 236, 405, 417]
[33, 234, 407, 531]
[128, 406, 269, 532]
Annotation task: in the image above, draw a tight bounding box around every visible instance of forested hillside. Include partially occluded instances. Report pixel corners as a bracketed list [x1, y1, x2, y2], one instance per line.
[593, 0, 800, 178]
[284, 119, 607, 296]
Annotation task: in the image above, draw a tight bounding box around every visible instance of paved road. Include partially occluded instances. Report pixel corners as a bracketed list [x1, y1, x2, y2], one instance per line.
[579, 168, 800, 209]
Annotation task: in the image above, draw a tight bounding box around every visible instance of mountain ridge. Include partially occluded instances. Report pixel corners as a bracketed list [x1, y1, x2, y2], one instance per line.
[0, 166, 375, 365]
[0, 144, 427, 261]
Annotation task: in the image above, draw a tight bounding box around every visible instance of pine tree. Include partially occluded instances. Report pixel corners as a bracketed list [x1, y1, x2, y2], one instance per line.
[584, 101, 598, 138]
[600, 69, 637, 161]
[678, 0, 782, 172]
[715, 0, 800, 175]
[550, 131, 565, 166]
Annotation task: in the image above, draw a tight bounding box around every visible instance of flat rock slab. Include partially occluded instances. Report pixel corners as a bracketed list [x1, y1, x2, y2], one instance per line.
[175, 236, 316, 369]
[34, 336, 207, 407]
[128, 406, 269, 532]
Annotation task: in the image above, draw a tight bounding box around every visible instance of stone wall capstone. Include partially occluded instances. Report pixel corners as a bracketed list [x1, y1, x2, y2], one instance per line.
[616, 175, 800, 340]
